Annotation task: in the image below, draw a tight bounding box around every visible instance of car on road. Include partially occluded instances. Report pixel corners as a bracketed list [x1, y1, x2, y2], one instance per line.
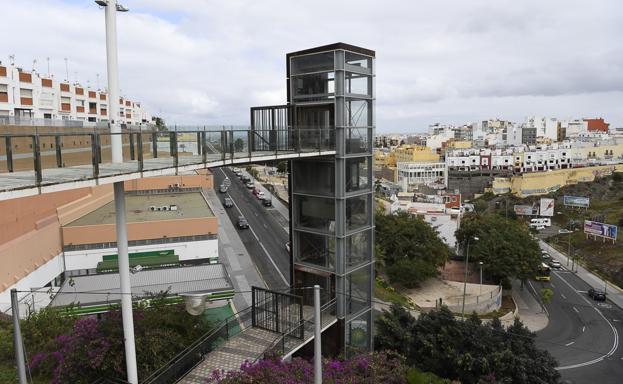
[241, 175, 251, 183]
[285, 241, 291, 253]
[237, 216, 249, 229]
[246, 182, 255, 189]
[262, 198, 272, 207]
[549, 260, 562, 269]
[541, 251, 551, 260]
[256, 191, 265, 200]
[588, 288, 607, 301]
[223, 197, 233, 208]
[219, 184, 228, 193]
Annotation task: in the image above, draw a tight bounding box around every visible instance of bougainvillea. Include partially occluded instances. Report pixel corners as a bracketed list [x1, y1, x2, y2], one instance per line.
[206, 351, 408, 384]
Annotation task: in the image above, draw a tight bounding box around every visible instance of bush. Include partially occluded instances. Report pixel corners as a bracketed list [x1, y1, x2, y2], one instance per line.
[207, 351, 409, 384]
[387, 258, 437, 289]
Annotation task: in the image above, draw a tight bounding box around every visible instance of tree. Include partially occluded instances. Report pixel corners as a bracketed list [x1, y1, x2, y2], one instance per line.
[375, 305, 560, 384]
[455, 213, 542, 284]
[153, 116, 168, 131]
[234, 138, 244, 152]
[541, 288, 554, 305]
[276, 161, 287, 174]
[375, 211, 450, 288]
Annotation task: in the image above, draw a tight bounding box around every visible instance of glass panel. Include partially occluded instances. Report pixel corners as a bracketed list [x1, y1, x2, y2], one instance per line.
[346, 127, 371, 154]
[291, 52, 335, 75]
[346, 265, 371, 316]
[295, 230, 335, 269]
[345, 51, 372, 71]
[293, 160, 335, 196]
[345, 72, 370, 96]
[346, 310, 371, 355]
[345, 157, 370, 193]
[294, 195, 335, 233]
[292, 72, 335, 101]
[346, 194, 370, 232]
[346, 229, 371, 269]
[344, 100, 370, 127]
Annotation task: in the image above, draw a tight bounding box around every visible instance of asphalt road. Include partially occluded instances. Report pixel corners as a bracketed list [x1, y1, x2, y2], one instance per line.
[534, 268, 623, 383]
[213, 167, 291, 291]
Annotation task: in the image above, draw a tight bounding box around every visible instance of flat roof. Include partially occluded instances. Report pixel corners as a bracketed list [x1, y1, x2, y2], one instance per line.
[67, 192, 214, 226]
[286, 42, 375, 59]
[50, 263, 233, 307]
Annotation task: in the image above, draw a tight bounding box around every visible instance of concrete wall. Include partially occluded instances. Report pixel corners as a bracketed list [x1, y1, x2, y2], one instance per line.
[62, 217, 218, 246]
[64, 239, 218, 271]
[124, 173, 213, 191]
[492, 164, 623, 197]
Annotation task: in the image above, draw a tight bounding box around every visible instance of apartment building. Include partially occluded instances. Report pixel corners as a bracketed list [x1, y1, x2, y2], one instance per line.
[0, 63, 150, 125]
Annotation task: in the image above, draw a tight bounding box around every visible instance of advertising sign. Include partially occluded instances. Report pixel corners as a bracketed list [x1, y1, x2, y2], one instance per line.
[514, 205, 537, 216]
[563, 195, 590, 208]
[584, 220, 618, 240]
[539, 198, 555, 217]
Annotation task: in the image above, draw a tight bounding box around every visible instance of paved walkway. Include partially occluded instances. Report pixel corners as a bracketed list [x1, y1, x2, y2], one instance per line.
[203, 188, 266, 310]
[540, 240, 623, 310]
[511, 279, 549, 332]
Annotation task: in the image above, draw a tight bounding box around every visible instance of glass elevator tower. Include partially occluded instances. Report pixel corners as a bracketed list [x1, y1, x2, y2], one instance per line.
[287, 43, 375, 354]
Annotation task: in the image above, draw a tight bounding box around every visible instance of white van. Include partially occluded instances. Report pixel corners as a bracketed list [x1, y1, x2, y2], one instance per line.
[530, 218, 551, 228]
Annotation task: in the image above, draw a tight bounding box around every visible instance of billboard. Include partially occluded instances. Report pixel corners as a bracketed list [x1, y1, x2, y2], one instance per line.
[514, 205, 537, 216]
[584, 220, 618, 240]
[563, 195, 590, 208]
[539, 198, 555, 217]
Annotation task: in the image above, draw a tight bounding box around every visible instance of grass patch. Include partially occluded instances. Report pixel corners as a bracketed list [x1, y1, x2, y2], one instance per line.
[407, 367, 452, 384]
[374, 277, 417, 309]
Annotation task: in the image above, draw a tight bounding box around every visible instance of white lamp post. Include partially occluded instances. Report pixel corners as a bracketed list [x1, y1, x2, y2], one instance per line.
[461, 236, 479, 320]
[479, 261, 484, 294]
[94, 1, 137, 383]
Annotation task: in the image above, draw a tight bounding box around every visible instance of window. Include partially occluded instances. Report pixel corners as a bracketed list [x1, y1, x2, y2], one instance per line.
[345, 52, 372, 72]
[290, 52, 334, 75]
[345, 72, 370, 96]
[293, 161, 334, 196]
[295, 230, 335, 269]
[294, 195, 335, 233]
[345, 100, 370, 127]
[346, 229, 371, 268]
[346, 265, 371, 316]
[346, 195, 370, 231]
[292, 72, 335, 100]
[346, 157, 370, 193]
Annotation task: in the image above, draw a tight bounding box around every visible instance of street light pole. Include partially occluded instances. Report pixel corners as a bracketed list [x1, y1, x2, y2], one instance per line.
[479, 261, 484, 294]
[461, 236, 478, 321]
[97, 1, 137, 383]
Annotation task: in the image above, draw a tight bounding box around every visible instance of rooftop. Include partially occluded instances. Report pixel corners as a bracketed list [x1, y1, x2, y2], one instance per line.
[67, 192, 214, 227]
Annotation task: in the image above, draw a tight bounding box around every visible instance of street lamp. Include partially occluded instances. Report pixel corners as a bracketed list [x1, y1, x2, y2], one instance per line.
[558, 228, 574, 268]
[94, 1, 137, 383]
[461, 236, 479, 320]
[479, 261, 484, 294]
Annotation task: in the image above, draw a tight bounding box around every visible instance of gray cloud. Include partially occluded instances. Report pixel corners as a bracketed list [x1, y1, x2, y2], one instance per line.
[1, 0, 621, 132]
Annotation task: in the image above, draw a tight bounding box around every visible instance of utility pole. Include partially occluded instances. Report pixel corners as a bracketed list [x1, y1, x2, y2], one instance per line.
[97, 1, 137, 382]
[11, 289, 27, 384]
[314, 285, 322, 384]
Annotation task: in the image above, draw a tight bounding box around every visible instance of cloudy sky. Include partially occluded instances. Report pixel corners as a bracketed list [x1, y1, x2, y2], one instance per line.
[2, 0, 622, 132]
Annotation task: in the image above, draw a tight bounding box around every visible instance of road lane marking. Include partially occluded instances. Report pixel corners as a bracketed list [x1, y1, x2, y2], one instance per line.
[565, 341, 575, 346]
[554, 272, 619, 370]
[582, 326, 586, 333]
[573, 306, 579, 313]
[551, 283, 556, 288]
[220, 168, 289, 287]
[561, 293, 567, 300]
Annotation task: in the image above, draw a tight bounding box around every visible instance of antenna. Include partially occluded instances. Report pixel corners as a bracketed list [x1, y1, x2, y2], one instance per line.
[46, 57, 50, 76]
[9, 54, 15, 66]
[96, 73, 100, 89]
[32, 59, 37, 72]
[74, 71, 77, 84]
[64, 57, 69, 81]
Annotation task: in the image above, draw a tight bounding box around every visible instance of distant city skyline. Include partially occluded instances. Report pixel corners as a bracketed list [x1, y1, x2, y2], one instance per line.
[2, 0, 621, 132]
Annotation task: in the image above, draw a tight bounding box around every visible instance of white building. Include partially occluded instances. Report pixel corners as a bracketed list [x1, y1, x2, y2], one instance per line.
[396, 161, 448, 191]
[0, 63, 150, 125]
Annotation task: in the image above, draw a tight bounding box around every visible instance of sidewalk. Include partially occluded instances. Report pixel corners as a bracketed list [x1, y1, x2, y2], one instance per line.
[244, 170, 290, 226]
[203, 189, 266, 311]
[511, 280, 549, 332]
[540, 240, 623, 310]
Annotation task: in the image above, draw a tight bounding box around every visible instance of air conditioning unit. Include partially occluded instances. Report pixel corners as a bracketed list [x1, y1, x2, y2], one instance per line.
[161, 206, 169, 211]
[169, 204, 178, 211]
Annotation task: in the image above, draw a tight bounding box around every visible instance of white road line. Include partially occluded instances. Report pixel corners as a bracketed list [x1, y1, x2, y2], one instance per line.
[565, 341, 575, 346]
[220, 168, 289, 287]
[555, 272, 619, 371]
[573, 306, 580, 313]
[561, 293, 567, 300]
[582, 326, 586, 333]
[551, 283, 556, 288]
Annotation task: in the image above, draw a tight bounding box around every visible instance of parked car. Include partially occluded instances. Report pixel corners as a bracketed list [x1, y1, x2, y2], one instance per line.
[285, 241, 291, 253]
[262, 198, 272, 207]
[241, 175, 251, 183]
[223, 197, 233, 208]
[219, 184, 228, 193]
[237, 216, 249, 229]
[549, 260, 561, 269]
[541, 251, 551, 260]
[588, 288, 607, 301]
[256, 191, 265, 200]
[246, 182, 255, 189]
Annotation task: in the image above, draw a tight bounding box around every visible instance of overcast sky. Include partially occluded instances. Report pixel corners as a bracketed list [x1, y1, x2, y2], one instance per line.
[2, 0, 622, 132]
